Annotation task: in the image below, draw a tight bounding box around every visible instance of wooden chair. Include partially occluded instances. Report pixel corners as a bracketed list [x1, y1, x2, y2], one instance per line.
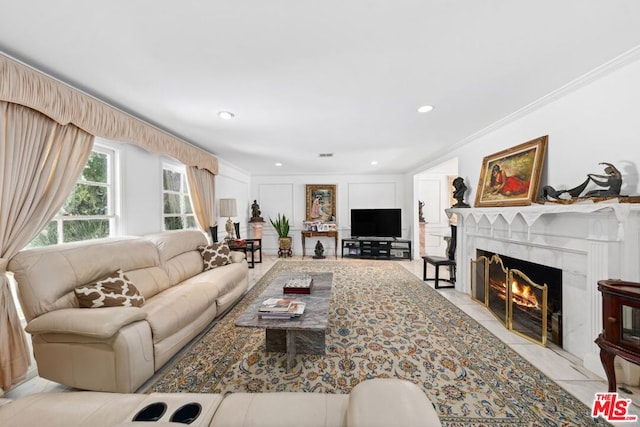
[234, 222, 262, 268]
[422, 224, 456, 289]
[209, 225, 219, 243]
[208, 224, 262, 269]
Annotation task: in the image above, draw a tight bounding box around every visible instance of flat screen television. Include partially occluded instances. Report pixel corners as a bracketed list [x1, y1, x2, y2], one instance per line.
[350, 208, 401, 238]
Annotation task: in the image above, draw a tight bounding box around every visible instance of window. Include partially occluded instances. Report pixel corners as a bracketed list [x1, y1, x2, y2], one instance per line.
[163, 164, 196, 230]
[29, 145, 116, 247]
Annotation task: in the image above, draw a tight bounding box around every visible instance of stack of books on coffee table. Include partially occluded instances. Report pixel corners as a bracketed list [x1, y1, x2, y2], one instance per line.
[258, 298, 306, 319]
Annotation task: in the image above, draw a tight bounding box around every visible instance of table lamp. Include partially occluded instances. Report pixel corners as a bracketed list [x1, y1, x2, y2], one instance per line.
[219, 198, 237, 241]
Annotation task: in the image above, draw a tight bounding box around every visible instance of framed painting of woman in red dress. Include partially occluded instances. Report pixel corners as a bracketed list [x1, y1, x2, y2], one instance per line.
[474, 136, 548, 207]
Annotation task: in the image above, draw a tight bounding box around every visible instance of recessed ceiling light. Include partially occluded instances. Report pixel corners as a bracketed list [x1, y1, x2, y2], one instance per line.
[218, 111, 235, 120]
[275, 162, 283, 167]
[371, 161, 378, 165]
[417, 105, 434, 113]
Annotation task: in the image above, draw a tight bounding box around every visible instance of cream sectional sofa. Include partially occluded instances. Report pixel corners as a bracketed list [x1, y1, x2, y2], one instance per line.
[0, 379, 442, 427]
[8, 230, 248, 393]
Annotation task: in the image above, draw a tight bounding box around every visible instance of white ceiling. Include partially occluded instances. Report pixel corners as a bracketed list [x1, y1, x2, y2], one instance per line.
[2, 1, 640, 175]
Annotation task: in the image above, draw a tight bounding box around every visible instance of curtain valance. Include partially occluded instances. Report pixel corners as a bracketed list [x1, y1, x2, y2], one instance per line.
[0, 54, 217, 175]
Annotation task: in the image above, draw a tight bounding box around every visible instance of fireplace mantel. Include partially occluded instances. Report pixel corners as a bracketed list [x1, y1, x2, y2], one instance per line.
[446, 201, 640, 379]
[447, 202, 639, 240]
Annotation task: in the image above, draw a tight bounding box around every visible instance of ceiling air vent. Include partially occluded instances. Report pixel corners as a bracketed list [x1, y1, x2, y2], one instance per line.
[319, 153, 334, 158]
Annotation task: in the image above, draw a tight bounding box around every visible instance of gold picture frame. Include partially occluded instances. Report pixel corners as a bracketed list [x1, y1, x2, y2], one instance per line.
[306, 184, 336, 221]
[474, 135, 548, 207]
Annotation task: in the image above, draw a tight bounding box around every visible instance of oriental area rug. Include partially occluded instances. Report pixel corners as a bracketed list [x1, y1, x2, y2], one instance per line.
[149, 261, 606, 426]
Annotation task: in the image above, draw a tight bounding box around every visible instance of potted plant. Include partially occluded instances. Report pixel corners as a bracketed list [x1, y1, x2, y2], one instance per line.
[269, 213, 292, 254]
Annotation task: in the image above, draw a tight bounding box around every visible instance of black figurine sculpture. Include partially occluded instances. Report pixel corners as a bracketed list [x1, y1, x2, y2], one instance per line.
[543, 162, 623, 201]
[250, 200, 264, 222]
[313, 240, 325, 259]
[452, 177, 470, 208]
[418, 200, 425, 222]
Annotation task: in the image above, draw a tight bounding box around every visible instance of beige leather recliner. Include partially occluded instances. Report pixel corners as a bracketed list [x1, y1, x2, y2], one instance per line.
[0, 379, 442, 427]
[8, 230, 248, 393]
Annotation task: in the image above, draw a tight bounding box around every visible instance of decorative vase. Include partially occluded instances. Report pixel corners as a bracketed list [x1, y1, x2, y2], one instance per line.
[278, 236, 292, 258]
[279, 236, 292, 250]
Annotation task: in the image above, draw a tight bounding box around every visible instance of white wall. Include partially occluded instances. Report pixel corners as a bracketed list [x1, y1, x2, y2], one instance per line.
[215, 160, 252, 241]
[251, 174, 406, 256]
[106, 141, 251, 239]
[112, 54, 640, 257]
[410, 157, 460, 258]
[413, 174, 450, 258]
[416, 53, 640, 204]
[117, 142, 163, 235]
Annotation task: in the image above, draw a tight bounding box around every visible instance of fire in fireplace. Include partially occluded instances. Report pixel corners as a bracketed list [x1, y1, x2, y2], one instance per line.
[510, 280, 540, 308]
[472, 250, 562, 347]
[490, 274, 541, 309]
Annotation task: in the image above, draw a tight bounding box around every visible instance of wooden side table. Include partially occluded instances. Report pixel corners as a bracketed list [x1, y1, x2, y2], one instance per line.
[301, 230, 338, 259]
[227, 240, 257, 268]
[595, 279, 640, 392]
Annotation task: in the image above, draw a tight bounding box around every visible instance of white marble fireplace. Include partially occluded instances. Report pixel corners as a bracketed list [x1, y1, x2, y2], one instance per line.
[448, 202, 640, 379]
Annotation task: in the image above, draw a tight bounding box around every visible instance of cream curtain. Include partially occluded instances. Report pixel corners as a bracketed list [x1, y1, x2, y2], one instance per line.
[0, 53, 217, 175]
[186, 166, 217, 234]
[0, 102, 94, 392]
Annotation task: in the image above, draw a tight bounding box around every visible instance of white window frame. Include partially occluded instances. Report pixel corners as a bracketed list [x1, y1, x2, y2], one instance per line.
[39, 142, 118, 246]
[162, 161, 196, 230]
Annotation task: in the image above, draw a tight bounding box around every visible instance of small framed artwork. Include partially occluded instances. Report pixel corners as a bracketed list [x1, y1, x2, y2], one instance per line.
[474, 135, 548, 208]
[306, 184, 336, 221]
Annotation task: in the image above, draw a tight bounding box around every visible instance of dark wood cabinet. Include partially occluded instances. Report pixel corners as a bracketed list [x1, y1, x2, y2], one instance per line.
[595, 279, 640, 392]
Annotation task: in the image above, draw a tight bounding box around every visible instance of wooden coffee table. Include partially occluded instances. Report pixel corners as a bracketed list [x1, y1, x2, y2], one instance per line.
[235, 272, 333, 371]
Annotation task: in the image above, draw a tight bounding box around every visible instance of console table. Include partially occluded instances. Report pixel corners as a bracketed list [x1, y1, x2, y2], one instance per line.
[301, 230, 338, 259]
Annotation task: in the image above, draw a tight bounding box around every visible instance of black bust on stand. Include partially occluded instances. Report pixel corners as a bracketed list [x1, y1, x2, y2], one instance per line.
[451, 177, 470, 208]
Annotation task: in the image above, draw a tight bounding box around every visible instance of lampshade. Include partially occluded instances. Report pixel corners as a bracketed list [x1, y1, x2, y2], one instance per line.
[219, 198, 237, 218]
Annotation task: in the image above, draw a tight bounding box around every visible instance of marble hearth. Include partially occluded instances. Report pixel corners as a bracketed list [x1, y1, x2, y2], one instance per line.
[447, 202, 640, 379]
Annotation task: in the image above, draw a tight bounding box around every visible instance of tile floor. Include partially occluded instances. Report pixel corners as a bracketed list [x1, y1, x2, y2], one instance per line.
[5, 255, 639, 423]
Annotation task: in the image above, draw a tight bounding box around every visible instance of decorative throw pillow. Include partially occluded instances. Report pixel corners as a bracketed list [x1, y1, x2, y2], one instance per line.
[198, 241, 232, 271]
[74, 269, 145, 308]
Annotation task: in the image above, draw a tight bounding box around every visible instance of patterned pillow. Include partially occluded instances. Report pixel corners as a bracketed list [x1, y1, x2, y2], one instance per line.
[74, 269, 145, 308]
[198, 241, 232, 271]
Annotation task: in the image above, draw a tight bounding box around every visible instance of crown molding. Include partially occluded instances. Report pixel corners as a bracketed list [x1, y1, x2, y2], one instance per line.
[443, 44, 640, 159]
